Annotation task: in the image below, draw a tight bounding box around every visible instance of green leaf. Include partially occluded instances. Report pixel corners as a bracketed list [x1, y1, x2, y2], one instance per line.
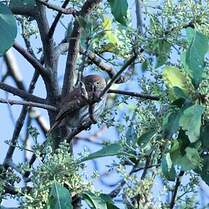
[196, 155, 209, 186]
[108, 0, 128, 25]
[185, 30, 208, 88]
[137, 130, 156, 147]
[49, 181, 72, 209]
[99, 194, 119, 209]
[163, 66, 190, 98]
[179, 104, 204, 143]
[170, 141, 194, 171]
[200, 122, 209, 149]
[79, 143, 122, 163]
[155, 40, 171, 67]
[82, 192, 107, 209]
[162, 111, 181, 138]
[0, 2, 17, 56]
[102, 17, 119, 45]
[10, 0, 36, 8]
[161, 153, 176, 181]
[185, 147, 202, 169]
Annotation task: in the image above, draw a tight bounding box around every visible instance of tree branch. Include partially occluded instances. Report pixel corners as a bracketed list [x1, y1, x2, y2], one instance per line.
[99, 55, 137, 98]
[48, 0, 71, 39]
[170, 171, 184, 209]
[108, 89, 160, 100]
[4, 52, 49, 136]
[3, 72, 40, 168]
[37, 0, 77, 15]
[13, 42, 48, 78]
[0, 82, 47, 104]
[0, 98, 56, 111]
[62, 0, 102, 96]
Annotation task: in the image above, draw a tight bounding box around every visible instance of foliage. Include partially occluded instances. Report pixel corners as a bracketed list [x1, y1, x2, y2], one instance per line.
[1, 0, 209, 209]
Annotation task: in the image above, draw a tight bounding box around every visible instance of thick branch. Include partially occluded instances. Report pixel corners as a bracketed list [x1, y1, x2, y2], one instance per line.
[62, 0, 102, 96]
[0, 98, 56, 111]
[37, 0, 77, 15]
[135, 0, 143, 33]
[0, 82, 46, 104]
[108, 89, 160, 100]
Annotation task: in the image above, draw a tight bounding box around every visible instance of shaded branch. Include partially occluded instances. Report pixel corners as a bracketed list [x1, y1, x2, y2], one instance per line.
[170, 171, 184, 209]
[62, 0, 102, 96]
[4, 52, 49, 136]
[37, 0, 77, 15]
[108, 89, 160, 100]
[0, 98, 56, 111]
[135, 0, 143, 33]
[3, 72, 39, 168]
[0, 82, 47, 104]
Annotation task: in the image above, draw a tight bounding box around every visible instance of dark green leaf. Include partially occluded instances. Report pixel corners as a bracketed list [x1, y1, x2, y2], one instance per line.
[108, 0, 128, 25]
[49, 181, 72, 209]
[185, 147, 202, 169]
[0, 2, 17, 56]
[156, 40, 171, 67]
[196, 155, 209, 186]
[185, 30, 208, 87]
[170, 140, 194, 171]
[10, 0, 36, 8]
[179, 104, 204, 143]
[100, 194, 119, 209]
[170, 132, 202, 171]
[163, 111, 181, 138]
[137, 130, 156, 147]
[79, 143, 122, 163]
[82, 191, 107, 209]
[200, 122, 209, 149]
[161, 153, 176, 181]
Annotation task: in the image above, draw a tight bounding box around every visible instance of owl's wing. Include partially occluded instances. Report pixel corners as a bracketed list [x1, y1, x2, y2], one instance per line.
[55, 100, 80, 122]
[48, 101, 77, 134]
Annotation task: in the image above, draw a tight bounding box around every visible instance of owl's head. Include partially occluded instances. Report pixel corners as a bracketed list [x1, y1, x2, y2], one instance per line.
[83, 75, 106, 92]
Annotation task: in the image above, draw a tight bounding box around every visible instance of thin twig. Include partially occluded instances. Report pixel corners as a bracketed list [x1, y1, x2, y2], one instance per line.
[108, 89, 160, 100]
[100, 55, 137, 98]
[0, 98, 56, 111]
